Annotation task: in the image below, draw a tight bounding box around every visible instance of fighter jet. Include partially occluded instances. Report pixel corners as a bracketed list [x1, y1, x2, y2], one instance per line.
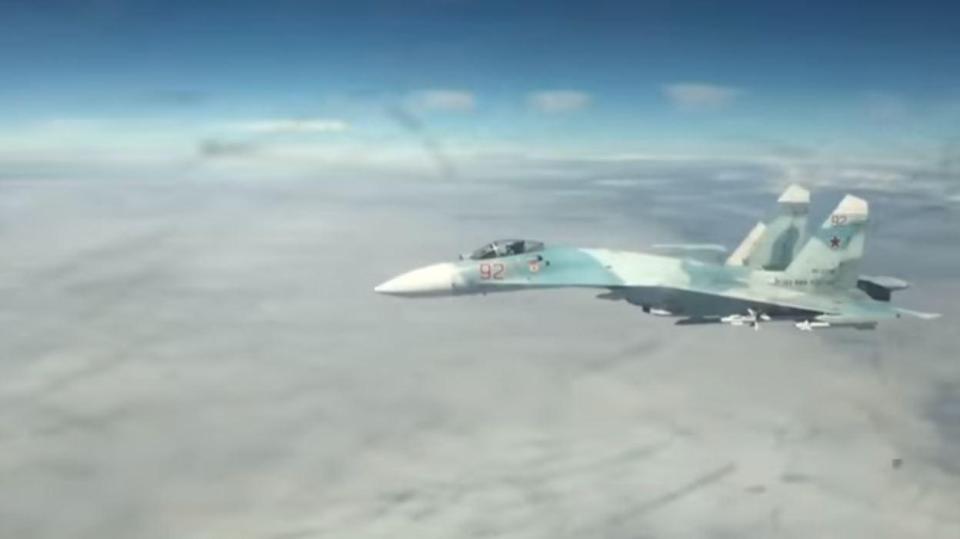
[374, 186, 939, 330]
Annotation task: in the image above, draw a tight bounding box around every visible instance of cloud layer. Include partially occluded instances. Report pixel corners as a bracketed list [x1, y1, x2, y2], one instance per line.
[229, 118, 350, 134]
[0, 156, 958, 538]
[662, 83, 741, 110]
[527, 90, 592, 113]
[406, 89, 477, 112]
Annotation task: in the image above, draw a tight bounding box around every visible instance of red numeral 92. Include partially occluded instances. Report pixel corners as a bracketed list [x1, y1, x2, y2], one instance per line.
[479, 263, 505, 280]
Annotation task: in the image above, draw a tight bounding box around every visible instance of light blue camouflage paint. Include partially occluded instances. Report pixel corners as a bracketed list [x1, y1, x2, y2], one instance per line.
[376, 188, 939, 331]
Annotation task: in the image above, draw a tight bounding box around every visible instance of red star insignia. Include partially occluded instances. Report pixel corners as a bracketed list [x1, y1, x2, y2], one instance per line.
[830, 236, 841, 249]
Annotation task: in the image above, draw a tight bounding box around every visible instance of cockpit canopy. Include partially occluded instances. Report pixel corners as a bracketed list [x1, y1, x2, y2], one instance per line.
[468, 239, 545, 260]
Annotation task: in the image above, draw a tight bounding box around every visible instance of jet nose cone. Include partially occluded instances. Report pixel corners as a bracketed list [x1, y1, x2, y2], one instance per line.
[374, 263, 459, 297]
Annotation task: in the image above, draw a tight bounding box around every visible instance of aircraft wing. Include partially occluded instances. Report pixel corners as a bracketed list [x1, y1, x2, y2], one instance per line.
[622, 282, 938, 326]
[673, 280, 938, 325]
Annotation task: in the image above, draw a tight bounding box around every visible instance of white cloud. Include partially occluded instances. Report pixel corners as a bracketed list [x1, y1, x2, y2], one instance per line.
[230, 118, 350, 134]
[2, 168, 958, 538]
[527, 90, 592, 113]
[661, 83, 741, 110]
[406, 89, 476, 112]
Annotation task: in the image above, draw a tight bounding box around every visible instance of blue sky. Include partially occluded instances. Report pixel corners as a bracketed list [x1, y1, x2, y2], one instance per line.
[2, 0, 959, 163]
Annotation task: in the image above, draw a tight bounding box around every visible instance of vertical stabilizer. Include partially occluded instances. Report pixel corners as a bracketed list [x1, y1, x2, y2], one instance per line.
[726, 184, 810, 269]
[726, 222, 766, 266]
[785, 194, 868, 289]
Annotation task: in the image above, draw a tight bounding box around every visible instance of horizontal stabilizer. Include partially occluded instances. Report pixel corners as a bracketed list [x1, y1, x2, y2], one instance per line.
[857, 275, 910, 301]
[859, 275, 909, 290]
[896, 308, 941, 320]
